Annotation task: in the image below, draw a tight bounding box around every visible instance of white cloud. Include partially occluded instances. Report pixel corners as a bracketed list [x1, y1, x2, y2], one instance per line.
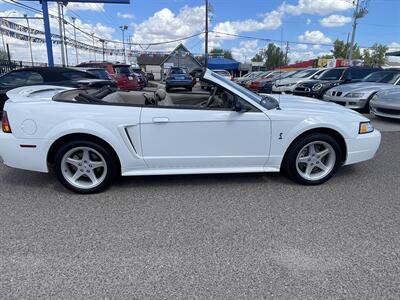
[387, 42, 400, 52]
[280, 0, 353, 16]
[306, 18, 311, 25]
[231, 40, 259, 62]
[131, 6, 205, 51]
[298, 30, 332, 45]
[66, 3, 104, 12]
[117, 12, 135, 20]
[320, 14, 352, 27]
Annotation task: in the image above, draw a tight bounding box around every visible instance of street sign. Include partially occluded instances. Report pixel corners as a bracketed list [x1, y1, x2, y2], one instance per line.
[22, 0, 130, 66]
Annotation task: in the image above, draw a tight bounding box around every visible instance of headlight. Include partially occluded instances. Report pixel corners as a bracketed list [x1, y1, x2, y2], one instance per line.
[359, 121, 374, 134]
[312, 83, 323, 91]
[345, 92, 365, 98]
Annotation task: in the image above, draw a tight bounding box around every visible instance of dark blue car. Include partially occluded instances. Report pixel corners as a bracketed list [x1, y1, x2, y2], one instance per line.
[166, 67, 193, 92]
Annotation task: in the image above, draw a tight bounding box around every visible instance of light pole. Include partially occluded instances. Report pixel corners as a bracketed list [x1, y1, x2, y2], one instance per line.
[61, 4, 68, 66]
[57, 2, 66, 66]
[71, 17, 78, 65]
[119, 25, 128, 63]
[23, 14, 34, 66]
[99, 39, 105, 61]
[90, 33, 96, 61]
[204, 0, 209, 69]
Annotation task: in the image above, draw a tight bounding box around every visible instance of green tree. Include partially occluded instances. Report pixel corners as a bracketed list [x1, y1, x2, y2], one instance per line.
[331, 38, 362, 59]
[251, 53, 263, 62]
[210, 48, 233, 59]
[363, 43, 388, 67]
[252, 43, 288, 69]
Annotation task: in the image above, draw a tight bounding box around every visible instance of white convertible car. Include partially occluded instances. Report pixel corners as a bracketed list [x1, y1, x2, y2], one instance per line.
[0, 69, 381, 193]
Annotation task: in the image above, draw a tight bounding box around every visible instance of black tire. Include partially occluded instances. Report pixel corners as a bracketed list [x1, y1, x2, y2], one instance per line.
[54, 140, 118, 194]
[187, 87, 192, 92]
[282, 133, 342, 185]
[166, 87, 170, 92]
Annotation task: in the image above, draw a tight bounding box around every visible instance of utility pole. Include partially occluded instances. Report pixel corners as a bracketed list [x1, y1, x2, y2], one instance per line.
[204, 0, 209, 69]
[285, 41, 289, 65]
[61, 4, 68, 66]
[57, 2, 66, 66]
[71, 17, 78, 65]
[119, 25, 128, 63]
[348, 0, 368, 62]
[23, 14, 34, 66]
[90, 33, 96, 61]
[99, 39, 105, 61]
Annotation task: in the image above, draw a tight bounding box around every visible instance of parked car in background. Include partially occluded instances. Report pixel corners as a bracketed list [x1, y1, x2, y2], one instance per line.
[249, 71, 287, 92]
[236, 71, 268, 86]
[0, 67, 115, 116]
[370, 87, 400, 119]
[242, 71, 275, 88]
[323, 70, 400, 111]
[73, 67, 116, 84]
[257, 70, 304, 94]
[201, 69, 232, 90]
[272, 68, 325, 94]
[234, 71, 261, 85]
[165, 67, 193, 92]
[293, 67, 381, 99]
[131, 67, 148, 89]
[0, 69, 381, 193]
[77, 62, 141, 91]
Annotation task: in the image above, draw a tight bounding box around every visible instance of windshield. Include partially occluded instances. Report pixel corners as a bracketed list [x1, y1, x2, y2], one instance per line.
[114, 66, 132, 75]
[363, 71, 400, 84]
[210, 71, 278, 110]
[318, 68, 344, 80]
[87, 69, 112, 80]
[170, 68, 187, 75]
[294, 69, 320, 78]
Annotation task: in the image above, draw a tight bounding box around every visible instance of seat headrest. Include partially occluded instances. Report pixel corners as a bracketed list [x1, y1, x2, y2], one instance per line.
[155, 89, 167, 101]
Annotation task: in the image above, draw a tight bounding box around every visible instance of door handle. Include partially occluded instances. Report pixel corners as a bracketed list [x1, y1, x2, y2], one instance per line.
[152, 117, 169, 123]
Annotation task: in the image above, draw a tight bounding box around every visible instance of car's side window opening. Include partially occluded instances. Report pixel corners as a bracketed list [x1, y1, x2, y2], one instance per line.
[52, 78, 260, 112]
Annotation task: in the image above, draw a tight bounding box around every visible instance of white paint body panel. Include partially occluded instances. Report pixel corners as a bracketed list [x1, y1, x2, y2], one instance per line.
[0, 71, 381, 178]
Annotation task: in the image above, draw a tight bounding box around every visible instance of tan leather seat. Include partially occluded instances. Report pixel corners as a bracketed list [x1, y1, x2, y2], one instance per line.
[102, 91, 146, 105]
[156, 89, 173, 106]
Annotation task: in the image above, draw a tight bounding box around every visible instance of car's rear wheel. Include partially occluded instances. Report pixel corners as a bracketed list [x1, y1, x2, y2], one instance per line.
[283, 133, 342, 185]
[54, 141, 117, 193]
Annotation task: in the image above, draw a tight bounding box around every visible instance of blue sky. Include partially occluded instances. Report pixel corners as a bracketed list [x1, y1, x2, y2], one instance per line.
[1, 0, 399, 64]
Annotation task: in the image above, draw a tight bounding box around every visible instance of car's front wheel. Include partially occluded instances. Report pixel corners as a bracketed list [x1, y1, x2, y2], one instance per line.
[283, 133, 342, 185]
[54, 141, 118, 193]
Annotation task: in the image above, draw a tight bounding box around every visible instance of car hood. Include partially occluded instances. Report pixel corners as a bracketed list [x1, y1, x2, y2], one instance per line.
[375, 87, 400, 104]
[328, 82, 393, 94]
[272, 94, 367, 120]
[299, 79, 341, 87]
[274, 77, 304, 85]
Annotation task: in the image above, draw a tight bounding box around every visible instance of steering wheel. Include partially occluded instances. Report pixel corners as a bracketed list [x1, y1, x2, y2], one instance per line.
[201, 87, 218, 107]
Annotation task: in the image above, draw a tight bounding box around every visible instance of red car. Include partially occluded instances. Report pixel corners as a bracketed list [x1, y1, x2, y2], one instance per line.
[249, 71, 282, 92]
[77, 62, 140, 91]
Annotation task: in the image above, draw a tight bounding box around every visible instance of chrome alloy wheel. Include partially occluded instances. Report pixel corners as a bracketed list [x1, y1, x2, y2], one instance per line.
[295, 141, 336, 181]
[61, 147, 107, 190]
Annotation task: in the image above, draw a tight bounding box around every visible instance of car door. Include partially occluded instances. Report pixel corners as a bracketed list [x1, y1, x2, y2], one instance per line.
[138, 96, 271, 170]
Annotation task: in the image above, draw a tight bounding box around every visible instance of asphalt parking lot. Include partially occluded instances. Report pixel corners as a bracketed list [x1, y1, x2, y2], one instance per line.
[1, 117, 399, 299]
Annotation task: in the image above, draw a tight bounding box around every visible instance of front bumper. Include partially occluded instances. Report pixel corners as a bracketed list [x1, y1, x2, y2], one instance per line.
[0, 132, 50, 172]
[344, 130, 381, 166]
[370, 102, 400, 119]
[323, 94, 369, 109]
[272, 85, 296, 93]
[166, 80, 193, 88]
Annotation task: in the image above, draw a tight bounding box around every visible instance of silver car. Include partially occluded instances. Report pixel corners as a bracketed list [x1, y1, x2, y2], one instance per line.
[370, 87, 400, 119]
[323, 70, 400, 111]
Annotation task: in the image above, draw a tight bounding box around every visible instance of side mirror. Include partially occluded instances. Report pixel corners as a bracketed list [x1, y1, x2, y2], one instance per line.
[234, 100, 251, 112]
